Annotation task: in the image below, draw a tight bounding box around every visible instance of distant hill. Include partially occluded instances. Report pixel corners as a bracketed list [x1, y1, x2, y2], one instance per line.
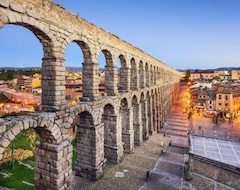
[0, 67, 41, 71]
[178, 67, 240, 72]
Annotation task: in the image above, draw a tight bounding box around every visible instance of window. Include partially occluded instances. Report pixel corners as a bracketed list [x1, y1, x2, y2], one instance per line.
[225, 95, 228, 100]
[219, 95, 221, 99]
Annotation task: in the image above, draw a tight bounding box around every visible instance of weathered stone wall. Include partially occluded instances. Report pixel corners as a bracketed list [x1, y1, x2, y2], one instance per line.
[0, 0, 181, 189]
[189, 155, 240, 190]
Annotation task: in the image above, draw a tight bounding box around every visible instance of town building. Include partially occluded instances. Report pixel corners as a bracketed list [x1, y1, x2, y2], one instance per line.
[190, 70, 214, 81]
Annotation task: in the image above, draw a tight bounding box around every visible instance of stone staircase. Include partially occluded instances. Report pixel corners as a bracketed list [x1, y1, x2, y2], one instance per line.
[160, 109, 189, 147]
[140, 146, 195, 190]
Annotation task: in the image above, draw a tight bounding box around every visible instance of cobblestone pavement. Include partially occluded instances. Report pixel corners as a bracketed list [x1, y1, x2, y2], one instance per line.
[72, 133, 171, 190]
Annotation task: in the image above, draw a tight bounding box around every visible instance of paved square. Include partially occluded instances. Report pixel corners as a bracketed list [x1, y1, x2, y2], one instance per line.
[190, 135, 240, 168]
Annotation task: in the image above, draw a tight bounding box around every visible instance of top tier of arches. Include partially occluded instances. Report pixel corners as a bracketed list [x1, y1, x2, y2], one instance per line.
[0, 0, 181, 111]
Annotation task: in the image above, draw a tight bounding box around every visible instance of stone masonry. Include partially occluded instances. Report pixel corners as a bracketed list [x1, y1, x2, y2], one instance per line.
[0, 0, 181, 189]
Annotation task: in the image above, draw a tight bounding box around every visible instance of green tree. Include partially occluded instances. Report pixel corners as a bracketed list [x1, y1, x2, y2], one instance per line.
[185, 70, 191, 82]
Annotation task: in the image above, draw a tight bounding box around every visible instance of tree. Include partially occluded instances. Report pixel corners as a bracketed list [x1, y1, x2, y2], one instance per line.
[185, 70, 191, 82]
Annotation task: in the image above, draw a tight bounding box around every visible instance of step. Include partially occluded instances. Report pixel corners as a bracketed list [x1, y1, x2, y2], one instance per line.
[165, 121, 188, 128]
[169, 135, 189, 148]
[163, 125, 188, 132]
[152, 159, 184, 179]
[166, 146, 189, 155]
[161, 128, 188, 137]
[161, 151, 185, 164]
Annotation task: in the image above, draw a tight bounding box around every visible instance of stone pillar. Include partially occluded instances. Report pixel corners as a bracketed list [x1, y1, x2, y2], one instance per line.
[41, 58, 66, 111]
[152, 95, 158, 133]
[156, 106, 160, 132]
[142, 100, 149, 140]
[148, 96, 153, 135]
[130, 68, 139, 90]
[150, 69, 154, 86]
[119, 67, 130, 92]
[146, 69, 150, 87]
[103, 114, 124, 164]
[139, 68, 145, 89]
[122, 108, 134, 153]
[105, 65, 118, 96]
[82, 61, 99, 101]
[75, 123, 106, 180]
[133, 102, 143, 146]
[34, 140, 72, 190]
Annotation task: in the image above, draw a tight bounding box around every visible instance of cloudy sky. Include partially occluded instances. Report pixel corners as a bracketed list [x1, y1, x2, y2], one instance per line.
[1, 0, 240, 70]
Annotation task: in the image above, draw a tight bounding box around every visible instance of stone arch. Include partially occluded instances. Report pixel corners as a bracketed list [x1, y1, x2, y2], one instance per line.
[0, 11, 64, 109]
[153, 65, 156, 85]
[64, 38, 98, 100]
[145, 62, 150, 87]
[130, 58, 137, 90]
[0, 114, 72, 189]
[139, 60, 145, 88]
[150, 65, 153, 85]
[118, 54, 129, 92]
[67, 103, 102, 127]
[0, 11, 55, 58]
[100, 49, 118, 96]
[0, 116, 61, 160]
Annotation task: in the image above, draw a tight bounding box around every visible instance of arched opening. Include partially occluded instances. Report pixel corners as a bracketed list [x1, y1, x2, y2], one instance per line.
[145, 63, 150, 87]
[0, 128, 39, 189]
[0, 24, 43, 115]
[150, 65, 153, 85]
[153, 66, 156, 85]
[130, 58, 137, 90]
[139, 61, 144, 88]
[0, 121, 71, 190]
[99, 50, 117, 96]
[118, 55, 128, 92]
[98, 51, 106, 96]
[64, 41, 84, 106]
[117, 57, 121, 91]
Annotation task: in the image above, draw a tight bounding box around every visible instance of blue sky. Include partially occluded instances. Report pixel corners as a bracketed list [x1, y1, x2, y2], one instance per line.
[0, 0, 240, 70]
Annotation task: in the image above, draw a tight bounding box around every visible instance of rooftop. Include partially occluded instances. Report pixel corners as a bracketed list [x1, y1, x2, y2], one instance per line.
[189, 134, 240, 168]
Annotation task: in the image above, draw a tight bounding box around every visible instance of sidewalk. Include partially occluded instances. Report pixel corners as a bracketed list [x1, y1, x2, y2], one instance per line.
[72, 133, 171, 190]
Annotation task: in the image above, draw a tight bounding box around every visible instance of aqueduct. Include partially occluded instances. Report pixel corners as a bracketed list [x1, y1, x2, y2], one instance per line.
[0, 0, 181, 189]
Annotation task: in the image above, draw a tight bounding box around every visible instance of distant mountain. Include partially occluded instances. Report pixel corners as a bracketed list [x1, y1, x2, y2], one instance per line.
[214, 67, 240, 71]
[0, 67, 41, 71]
[66, 67, 82, 71]
[178, 67, 240, 72]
